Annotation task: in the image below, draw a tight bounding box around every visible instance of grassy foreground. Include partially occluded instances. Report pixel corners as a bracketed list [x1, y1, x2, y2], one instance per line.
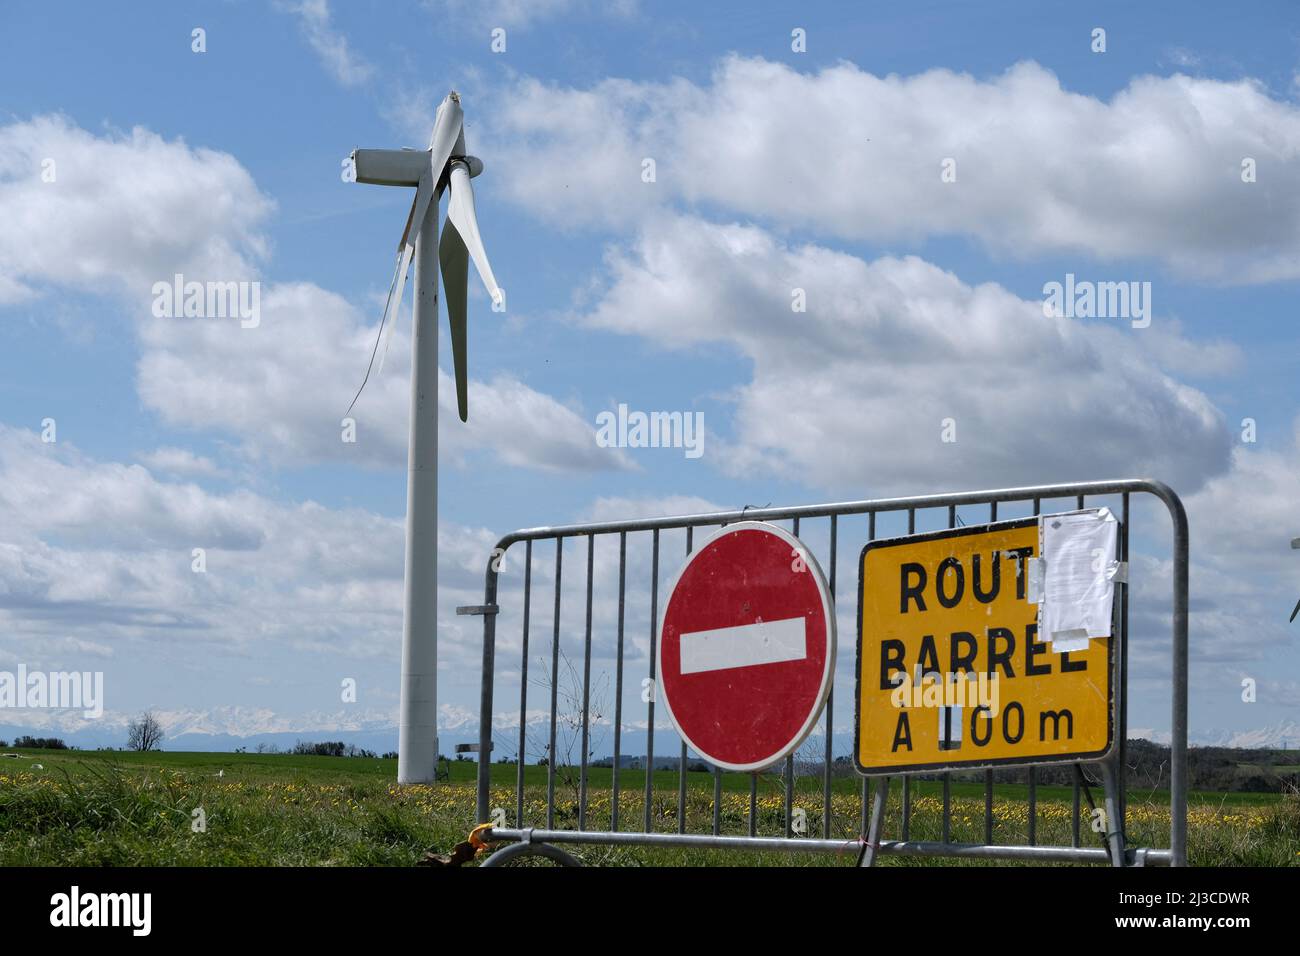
[1, 748, 1296, 866]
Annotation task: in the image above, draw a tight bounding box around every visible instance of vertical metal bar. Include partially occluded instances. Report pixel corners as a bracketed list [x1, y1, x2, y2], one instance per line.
[1072, 766, 1082, 847]
[712, 768, 722, 835]
[984, 769, 994, 844]
[861, 778, 871, 836]
[786, 516, 799, 839]
[515, 540, 531, 826]
[1170, 492, 1190, 866]
[1025, 495, 1073, 845]
[546, 537, 562, 829]
[942, 775, 951, 844]
[578, 534, 594, 830]
[902, 509, 914, 841]
[749, 774, 758, 837]
[861, 512, 875, 836]
[823, 514, 837, 840]
[644, 529, 659, 833]
[859, 777, 889, 868]
[1028, 768, 1037, 845]
[1100, 761, 1127, 867]
[1067, 496, 1085, 858]
[477, 548, 501, 825]
[941, 504, 955, 843]
[678, 751, 688, 835]
[784, 754, 795, 838]
[612, 532, 626, 832]
[1119, 492, 1130, 834]
[984, 500, 996, 845]
[901, 777, 911, 841]
[678, 526, 692, 835]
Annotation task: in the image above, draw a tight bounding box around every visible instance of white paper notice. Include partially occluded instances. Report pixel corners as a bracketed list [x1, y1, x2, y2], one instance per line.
[1038, 508, 1119, 653]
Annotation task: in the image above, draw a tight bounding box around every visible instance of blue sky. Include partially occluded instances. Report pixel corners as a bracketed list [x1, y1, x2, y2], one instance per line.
[1, 0, 1298, 752]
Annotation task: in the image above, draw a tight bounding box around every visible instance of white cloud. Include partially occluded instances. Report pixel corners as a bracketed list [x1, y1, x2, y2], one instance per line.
[0, 115, 272, 304]
[486, 57, 1300, 281]
[281, 0, 374, 88]
[582, 494, 727, 523]
[137, 280, 633, 472]
[578, 215, 1233, 496]
[0, 115, 625, 476]
[0, 429, 268, 552]
[1184, 421, 1300, 574]
[0, 426, 503, 669]
[430, 0, 638, 30]
[139, 447, 227, 479]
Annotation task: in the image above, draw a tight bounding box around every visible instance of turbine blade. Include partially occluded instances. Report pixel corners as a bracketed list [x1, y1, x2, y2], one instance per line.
[377, 170, 435, 375]
[345, 247, 405, 418]
[1290, 596, 1300, 624]
[376, 242, 415, 377]
[445, 162, 503, 307]
[439, 220, 470, 422]
[429, 93, 464, 186]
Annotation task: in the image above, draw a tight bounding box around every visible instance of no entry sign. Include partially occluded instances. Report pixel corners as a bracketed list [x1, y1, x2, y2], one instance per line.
[855, 518, 1113, 775]
[658, 521, 836, 771]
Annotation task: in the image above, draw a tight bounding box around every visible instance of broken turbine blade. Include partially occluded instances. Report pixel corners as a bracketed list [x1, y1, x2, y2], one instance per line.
[376, 170, 435, 375]
[428, 93, 465, 187]
[445, 161, 502, 306]
[439, 220, 471, 422]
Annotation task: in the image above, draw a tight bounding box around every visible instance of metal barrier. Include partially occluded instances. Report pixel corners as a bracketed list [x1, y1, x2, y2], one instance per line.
[467, 479, 1189, 866]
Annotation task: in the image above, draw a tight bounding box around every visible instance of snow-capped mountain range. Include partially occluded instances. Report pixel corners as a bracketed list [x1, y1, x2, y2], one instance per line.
[2, 707, 1298, 756]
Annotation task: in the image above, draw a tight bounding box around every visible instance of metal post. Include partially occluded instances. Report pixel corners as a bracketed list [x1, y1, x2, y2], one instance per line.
[515, 540, 531, 825]
[1100, 761, 1127, 867]
[477, 555, 499, 823]
[1168, 490, 1190, 866]
[824, 514, 837, 840]
[612, 532, 626, 832]
[902, 510, 914, 841]
[1119, 493, 1130, 831]
[397, 194, 441, 784]
[579, 535, 594, 829]
[546, 538, 562, 828]
[859, 777, 889, 867]
[1071, 769, 1081, 847]
[679, 528, 692, 835]
[713, 768, 722, 835]
[984, 769, 994, 844]
[644, 530, 659, 832]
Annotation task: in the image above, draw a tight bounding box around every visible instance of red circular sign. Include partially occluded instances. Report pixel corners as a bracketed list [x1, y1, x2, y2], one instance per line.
[658, 521, 836, 771]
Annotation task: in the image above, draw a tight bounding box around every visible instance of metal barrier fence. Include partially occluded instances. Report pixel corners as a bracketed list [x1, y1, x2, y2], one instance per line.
[467, 479, 1188, 866]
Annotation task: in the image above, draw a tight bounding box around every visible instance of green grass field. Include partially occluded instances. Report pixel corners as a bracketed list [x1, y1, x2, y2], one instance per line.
[1, 748, 1296, 866]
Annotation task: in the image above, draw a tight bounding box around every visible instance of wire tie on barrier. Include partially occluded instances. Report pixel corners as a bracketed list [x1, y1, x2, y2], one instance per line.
[467, 822, 497, 852]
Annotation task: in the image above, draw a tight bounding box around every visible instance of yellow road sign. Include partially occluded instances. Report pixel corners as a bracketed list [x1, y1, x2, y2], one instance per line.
[854, 518, 1113, 774]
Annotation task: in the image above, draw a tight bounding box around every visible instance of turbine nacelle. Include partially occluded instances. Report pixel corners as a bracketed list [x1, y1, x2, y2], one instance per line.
[349, 150, 483, 186]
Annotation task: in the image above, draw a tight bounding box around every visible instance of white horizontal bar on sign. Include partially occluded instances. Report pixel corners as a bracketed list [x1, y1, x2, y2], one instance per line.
[679, 617, 807, 675]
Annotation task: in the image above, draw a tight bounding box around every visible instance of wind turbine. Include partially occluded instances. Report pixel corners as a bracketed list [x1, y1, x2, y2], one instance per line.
[348, 91, 503, 784]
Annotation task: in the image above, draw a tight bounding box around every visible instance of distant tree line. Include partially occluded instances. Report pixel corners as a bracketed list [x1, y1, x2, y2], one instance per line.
[820, 739, 1300, 794]
[5, 736, 69, 750]
[290, 740, 378, 758]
